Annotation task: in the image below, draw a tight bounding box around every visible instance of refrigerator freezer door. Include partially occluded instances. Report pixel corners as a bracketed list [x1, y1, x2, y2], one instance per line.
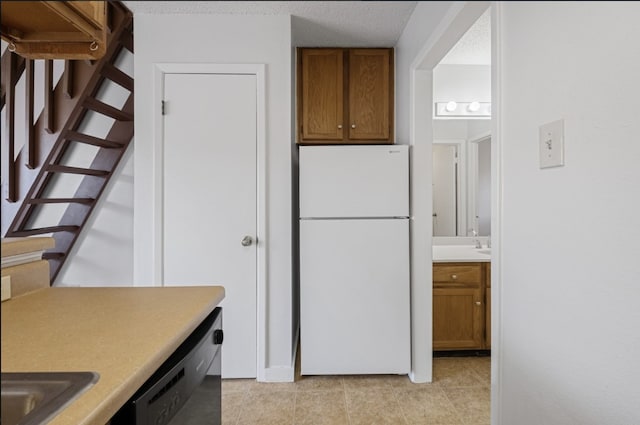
[300, 218, 410, 375]
[300, 145, 409, 218]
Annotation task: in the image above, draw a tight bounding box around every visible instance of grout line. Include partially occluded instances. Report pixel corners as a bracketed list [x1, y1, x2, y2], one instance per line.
[341, 377, 352, 425]
[232, 388, 248, 425]
[292, 390, 298, 425]
[390, 381, 411, 425]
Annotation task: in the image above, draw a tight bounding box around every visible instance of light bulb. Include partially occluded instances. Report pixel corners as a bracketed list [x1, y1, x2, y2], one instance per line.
[445, 101, 457, 112]
[468, 101, 480, 112]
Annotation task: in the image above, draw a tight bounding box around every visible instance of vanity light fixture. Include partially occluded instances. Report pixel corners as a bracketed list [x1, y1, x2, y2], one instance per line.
[467, 101, 480, 112]
[435, 101, 491, 119]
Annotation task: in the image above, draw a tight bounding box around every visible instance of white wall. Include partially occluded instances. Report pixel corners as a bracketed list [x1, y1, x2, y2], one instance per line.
[498, 2, 640, 424]
[133, 14, 294, 376]
[395, 1, 456, 144]
[56, 148, 134, 286]
[433, 64, 491, 103]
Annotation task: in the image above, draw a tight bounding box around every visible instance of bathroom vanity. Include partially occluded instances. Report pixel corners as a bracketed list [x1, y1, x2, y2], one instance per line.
[433, 243, 491, 351]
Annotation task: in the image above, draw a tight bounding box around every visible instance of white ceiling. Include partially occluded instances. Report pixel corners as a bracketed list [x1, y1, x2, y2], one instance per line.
[124, 1, 418, 47]
[439, 9, 491, 65]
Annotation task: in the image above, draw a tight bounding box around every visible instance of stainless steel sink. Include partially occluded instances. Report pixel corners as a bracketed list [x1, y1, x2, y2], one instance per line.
[1, 372, 98, 425]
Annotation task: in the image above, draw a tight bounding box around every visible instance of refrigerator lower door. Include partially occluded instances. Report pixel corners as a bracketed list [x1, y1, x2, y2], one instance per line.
[300, 218, 410, 375]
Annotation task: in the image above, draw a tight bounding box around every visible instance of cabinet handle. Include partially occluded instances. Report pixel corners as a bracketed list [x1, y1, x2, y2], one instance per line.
[475, 301, 482, 305]
[351, 124, 356, 129]
[338, 125, 343, 129]
[451, 274, 457, 280]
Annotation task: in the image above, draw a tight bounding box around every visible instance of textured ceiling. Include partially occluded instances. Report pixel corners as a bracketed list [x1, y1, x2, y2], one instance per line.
[440, 9, 491, 65]
[123, 1, 418, 47]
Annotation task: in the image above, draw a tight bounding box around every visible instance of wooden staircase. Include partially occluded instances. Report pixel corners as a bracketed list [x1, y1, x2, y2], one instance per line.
[1, 2, 134, 284]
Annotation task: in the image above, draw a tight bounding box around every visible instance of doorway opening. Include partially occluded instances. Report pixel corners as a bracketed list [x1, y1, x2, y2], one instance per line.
[408, 0, 500, 410]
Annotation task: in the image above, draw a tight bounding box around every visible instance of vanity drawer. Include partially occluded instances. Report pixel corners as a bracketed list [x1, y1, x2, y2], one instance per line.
[433, 263, 482, 285]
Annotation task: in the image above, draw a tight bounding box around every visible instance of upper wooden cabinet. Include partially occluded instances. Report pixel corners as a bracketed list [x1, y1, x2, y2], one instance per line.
[0, 1, 108, 60]
[300, 49, 344, 141]
[297, 48, 394, 144]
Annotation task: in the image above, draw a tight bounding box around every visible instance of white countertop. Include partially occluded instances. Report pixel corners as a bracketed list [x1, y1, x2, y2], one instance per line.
[433, 245, 491, 262]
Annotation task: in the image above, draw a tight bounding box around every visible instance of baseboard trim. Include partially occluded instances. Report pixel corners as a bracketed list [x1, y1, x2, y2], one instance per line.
[262, 366, 295, 382]
[260, 326, 299, 383]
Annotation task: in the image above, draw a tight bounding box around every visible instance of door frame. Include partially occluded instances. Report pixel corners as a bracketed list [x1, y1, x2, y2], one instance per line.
[408, 1, 501, 423]
[433, 139, 467, 236]
[152, 63, 267, 380]
[409, 1, 492, 386]
[467, 132, 491, 236]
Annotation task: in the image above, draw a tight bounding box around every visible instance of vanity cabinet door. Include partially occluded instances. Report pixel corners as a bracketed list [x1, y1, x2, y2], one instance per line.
[433, 286, 484, 350]
[433, 262, 486, 350]
[485, 263, 491, 348]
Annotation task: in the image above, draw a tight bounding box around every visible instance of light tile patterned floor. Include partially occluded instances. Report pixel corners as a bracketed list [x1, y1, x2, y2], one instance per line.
[222, 356, 490, 425]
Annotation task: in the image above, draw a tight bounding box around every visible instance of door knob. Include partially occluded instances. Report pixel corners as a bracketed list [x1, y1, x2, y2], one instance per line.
[241, 236, 253, 246]
[351, 124, 356, 129]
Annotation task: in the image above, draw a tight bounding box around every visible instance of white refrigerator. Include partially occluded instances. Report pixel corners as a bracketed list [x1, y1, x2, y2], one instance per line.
[299, 145, 410, 375]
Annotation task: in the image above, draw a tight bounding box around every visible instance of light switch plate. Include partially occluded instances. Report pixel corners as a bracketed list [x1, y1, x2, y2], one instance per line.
[539, 119, 564, 168]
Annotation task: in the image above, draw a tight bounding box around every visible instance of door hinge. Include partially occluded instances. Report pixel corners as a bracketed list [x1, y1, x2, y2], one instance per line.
[161, 100, 165, 115]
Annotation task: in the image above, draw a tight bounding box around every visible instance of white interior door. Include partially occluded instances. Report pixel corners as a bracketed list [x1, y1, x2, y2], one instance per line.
[162, 73, 257, 378]
[432, 144, 458, 236]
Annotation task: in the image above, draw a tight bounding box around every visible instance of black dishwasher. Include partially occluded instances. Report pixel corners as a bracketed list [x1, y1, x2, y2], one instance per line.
[111, 307, 223, 425]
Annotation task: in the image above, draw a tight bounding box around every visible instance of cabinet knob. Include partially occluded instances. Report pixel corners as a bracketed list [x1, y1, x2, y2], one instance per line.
[351, 124, 356, 129]
[451, 274, 457, 280]
[475, 301, 482, 305]
[338, 125, 343, 129]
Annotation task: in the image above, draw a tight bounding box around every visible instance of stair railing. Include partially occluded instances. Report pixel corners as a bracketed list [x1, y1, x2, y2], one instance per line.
[1, 1, 134, 284]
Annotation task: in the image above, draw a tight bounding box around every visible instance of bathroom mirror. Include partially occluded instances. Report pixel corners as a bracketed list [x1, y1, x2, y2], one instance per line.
[432, 123, 491, 236]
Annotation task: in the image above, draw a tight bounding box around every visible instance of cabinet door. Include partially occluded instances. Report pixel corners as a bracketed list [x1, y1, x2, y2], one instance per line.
[433, 287, 484, 350]
[485, 263, 491, 348]
[485, 287, 491, 349]
[301, 49, 344, 141]
[348, 49, 391, 140]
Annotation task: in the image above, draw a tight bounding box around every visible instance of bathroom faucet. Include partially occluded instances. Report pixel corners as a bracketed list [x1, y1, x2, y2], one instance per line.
[471, 229, 482, 249]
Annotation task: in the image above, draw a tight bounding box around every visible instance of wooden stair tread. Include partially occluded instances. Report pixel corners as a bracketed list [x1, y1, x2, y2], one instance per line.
[47, 165, 110, 176]
[84, 97, 133, 121]
[65, 130, 124, 149]
[42, 252, 66, 259]
[11, 225, 80, 236]
[101, 63, 133, 91]
[28, 198, 94, 204]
